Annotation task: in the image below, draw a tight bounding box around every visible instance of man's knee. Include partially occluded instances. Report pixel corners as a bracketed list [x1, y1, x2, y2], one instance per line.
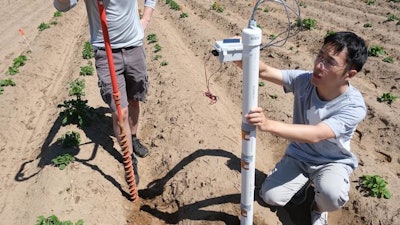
[315, 184, 349, 211]
[259, 186, 290, 207]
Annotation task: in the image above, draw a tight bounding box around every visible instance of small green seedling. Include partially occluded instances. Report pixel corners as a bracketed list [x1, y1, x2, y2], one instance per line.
[358, 175, 391, 199]
[211, 2, 224, 13]
[295, 18, 317, 30]
[0, 79, 16, 95]
[147, 33, 158, 44]
[382, 57, 394, 63]
[259, 81, 266, 87]
[368, 45, 386, 57]
[52, 153, 75, 170]
[365, 0, 376, 5]
[36, 215, 84, 225]
[269, 94, 278, 99]
[166, 0, 181, 10]
[180, 12, 189, 18]
[54, 11, 62, 17]
[363, 22, 373, 28]
[82, 41, 94, 59]
[58, 131, 81, 148]
[377, 92, 398, 104]
[153, 54, 162, 61]
[387, 14, 398, 21]
[153, 43, 162, 53]
[268, 34, 277, 40]
[58, 79, 94, 127]
[7, 55, 27, 75]
[80, 65, 94, 76]
[160, 60, 168, 66]
[38, 22, 50, 31]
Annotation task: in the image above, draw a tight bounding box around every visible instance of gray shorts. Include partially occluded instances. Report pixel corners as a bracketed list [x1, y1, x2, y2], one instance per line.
[94, 45, 148, 112]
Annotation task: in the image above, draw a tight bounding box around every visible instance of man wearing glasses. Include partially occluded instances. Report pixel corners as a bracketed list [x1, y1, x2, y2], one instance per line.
[242, 31, 368, 225]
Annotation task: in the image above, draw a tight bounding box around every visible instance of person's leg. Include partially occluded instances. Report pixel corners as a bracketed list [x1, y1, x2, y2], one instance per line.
[124, 46, 149, 158]
[95, 49, 139, 184]
[259, 155, 309, 206]
[311, 163, 353, 212]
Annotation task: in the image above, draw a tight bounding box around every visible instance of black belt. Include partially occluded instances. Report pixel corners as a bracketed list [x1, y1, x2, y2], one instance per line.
[96, 46, 137, 52]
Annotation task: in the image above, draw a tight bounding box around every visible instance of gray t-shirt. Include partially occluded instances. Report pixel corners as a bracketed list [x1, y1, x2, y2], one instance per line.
[281, 70, 366, 169]
[53, 0, 157, 49]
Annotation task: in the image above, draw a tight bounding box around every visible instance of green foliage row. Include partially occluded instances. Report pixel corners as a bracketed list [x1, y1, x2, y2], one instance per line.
[82, 41, 94, 59]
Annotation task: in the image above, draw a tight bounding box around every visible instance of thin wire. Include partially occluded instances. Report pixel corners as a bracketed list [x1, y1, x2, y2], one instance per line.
[250, 0, 302, 50]
[204, 54, 223, 104]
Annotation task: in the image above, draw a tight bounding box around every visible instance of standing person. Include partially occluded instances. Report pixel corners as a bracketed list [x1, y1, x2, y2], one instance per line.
[240, 31, 368, 225]
[54, 0, 157, 185]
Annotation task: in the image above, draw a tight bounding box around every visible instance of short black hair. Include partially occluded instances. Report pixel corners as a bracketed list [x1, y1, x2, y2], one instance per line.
[323, 31, 368, 72]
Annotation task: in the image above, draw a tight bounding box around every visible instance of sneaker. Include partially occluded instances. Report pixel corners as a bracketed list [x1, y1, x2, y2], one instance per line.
[132, 137, 149, 158]
[131, 153, 140, 185]
[311, 210, 328, 225]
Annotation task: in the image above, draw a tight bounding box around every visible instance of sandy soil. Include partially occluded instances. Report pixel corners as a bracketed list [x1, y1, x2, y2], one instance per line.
[0, 0, 399, 225]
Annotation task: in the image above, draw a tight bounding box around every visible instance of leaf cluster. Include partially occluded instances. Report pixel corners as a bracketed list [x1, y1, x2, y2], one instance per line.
[358, 175, 391, 199]
[368, 45, 386, 57]
[38, 22, 50, 31]
[79, 65, 94, 76]
[51, 153, 75, 170]
[165, 0, 181, 10]
[211, 2, 224, 13]
[147, 33, 158, 44]
[36, 215, 83, 225]
[8, 55, 27, 75]
[377, 92, 398, 104]
[298, 18, 317, 30]
[57, 131, 81, 148]
[82, 41, 94, 59]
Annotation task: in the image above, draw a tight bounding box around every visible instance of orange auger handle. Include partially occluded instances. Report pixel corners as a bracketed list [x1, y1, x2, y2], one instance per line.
[97, 0, 138, 202]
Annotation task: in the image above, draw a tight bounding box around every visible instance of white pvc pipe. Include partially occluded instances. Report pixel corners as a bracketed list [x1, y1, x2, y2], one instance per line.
[240, 26, 262, 225]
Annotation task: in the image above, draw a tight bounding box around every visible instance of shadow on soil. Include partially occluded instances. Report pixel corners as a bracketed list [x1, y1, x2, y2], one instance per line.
[137, 148, 314, 225]
[14, 106, 132, 200]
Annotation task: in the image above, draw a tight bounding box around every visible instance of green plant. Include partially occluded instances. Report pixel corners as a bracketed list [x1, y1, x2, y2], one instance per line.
[263, 7, 270, 13]
[325, 30, 336, 38]
[153, 54, 162, 61]
[387, 0, 400, 2]
[377, 92, 398, 104]
[51, 153, 75, 170]
[211, 2, 224, 13]
[363, 22, 373, 27]
[50, 21, 58, 25]
[38, 22, 50, 31]
[180, 12, 189, 18]
[365, 0, 376, 5]
[7, 55, 27, 75]
[147, 33, 158, 44]
[358, 175, 391, 199]
[299, 1, 307, 7]
[382, 57, 394, 63]
[268, 34, 276, 40]
[166, 0, 181, 10]
[160, 60, 168, 66]
[368, 45, 386, 57]
[36, 215, 84, 225]
[57, 79, 94, 127]
[54, 11, 63, 17]
[80, 65, 94, 76]
[295, 18, 317, 30]
[269, 94, 278, 99]
[153, 43, 162, 53]
[82, 41, 94, 59]
[0, 79, 16, 95]
[259, 81, 265, 87]
[58, 131, 81, 148]
[387, 14, 398, 21]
